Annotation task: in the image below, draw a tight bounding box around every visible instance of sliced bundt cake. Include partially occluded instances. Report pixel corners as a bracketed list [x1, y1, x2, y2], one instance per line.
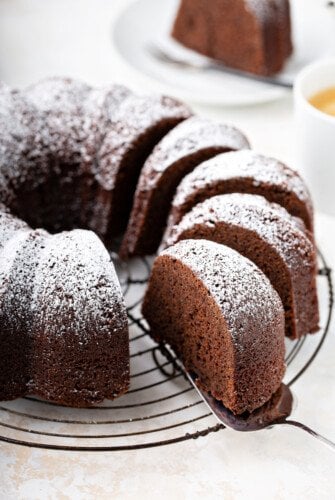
[142, 239, 286, 415]
[164, 193, 319, 339]
[0, 77, 321, 409]
[120, 117, 249, 258]
[0, 77, 191, 406]
[162, 150, 314, 247]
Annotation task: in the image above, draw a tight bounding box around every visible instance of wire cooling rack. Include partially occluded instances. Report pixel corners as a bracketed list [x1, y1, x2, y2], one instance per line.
[0, 250, 332, 452]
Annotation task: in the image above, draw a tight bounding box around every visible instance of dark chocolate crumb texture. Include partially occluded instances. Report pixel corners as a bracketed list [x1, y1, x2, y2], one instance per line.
[142, 240, 286, 415]
[163, 193, 319, 339]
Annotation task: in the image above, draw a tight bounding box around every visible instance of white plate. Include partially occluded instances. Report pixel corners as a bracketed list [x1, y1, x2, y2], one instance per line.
[112, 0, 335, 106]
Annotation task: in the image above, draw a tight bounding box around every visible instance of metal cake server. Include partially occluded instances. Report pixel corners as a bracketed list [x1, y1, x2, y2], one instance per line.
[185, 369, 335, 452]
[151, 262, 335, 450]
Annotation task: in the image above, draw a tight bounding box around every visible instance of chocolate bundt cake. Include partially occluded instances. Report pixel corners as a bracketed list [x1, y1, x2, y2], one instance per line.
[164, 194, 319, 339]
[120, 117, 250, 258]
[142, 239, 286, 415]
[0, 77, 192, 406]
[172, 0, 293, 76]
[162, 150, 314, 247]
[0, 206, 129, 407]
[22, 78, 191, 238]
[0, 76, 320, 410]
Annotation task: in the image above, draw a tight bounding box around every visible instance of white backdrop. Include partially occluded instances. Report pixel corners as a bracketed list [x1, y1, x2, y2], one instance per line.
[0, 1, 334, 498]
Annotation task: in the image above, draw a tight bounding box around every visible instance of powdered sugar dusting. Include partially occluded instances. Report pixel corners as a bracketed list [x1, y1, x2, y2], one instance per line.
[0, 77, 190, 239]
[88, 89, 190, 236]
[0, 77, 194, 404]
[97, 92, 192, 190]
[0, 78, 133, 404]
[0, 229, 32, 298]
[162, 150, 313, 247]
[25, 77, 94, 164]
[0, 228, 49, 340]
[0, 78, 187, 337]
[120, 115, 250, 257]
[30, 230, 127, 340]
[161, 239, 284, 345]
[0, 85, 39, 205]
[142, 116, 249, 177]
[245, 0, 288, 22]
[0, 204, 33, 297]
[167, 193, 314, 272]
[173, 150, 312, 209]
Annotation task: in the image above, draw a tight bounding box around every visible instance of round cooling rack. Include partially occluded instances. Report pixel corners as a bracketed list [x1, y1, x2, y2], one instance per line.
[0, 250, 332, 452]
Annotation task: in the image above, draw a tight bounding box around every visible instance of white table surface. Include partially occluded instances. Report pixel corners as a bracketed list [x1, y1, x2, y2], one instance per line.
[0, 1, 334, 499]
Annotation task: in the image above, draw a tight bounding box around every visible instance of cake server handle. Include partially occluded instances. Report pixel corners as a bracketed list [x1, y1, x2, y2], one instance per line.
[277, 420, 335, 451]
[183, 368, 335, 452]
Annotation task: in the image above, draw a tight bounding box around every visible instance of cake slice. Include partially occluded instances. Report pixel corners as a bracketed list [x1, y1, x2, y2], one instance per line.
[162, 150, 314, 247]
[142, 239, 285, 415]
[120, 117, 249, 258]
[172, 0, 293, 76]
[95, 92, 192, 239]
[165, 193, 319, 339]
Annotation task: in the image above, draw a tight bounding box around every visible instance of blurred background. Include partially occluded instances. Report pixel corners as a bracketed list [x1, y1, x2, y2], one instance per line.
[0, 0, 333, 170]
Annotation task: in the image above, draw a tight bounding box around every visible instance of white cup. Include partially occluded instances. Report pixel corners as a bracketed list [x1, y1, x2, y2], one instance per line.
[294, 59, 335, 216]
